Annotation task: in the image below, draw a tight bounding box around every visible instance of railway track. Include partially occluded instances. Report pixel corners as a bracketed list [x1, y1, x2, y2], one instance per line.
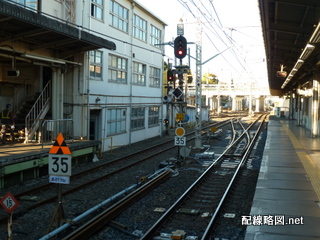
[39, 115, 266, 240]
[140, 114, 267, 239]
[0, 118, 232, 226]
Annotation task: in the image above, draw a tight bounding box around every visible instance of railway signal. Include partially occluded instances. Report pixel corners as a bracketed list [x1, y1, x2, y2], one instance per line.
[167, 69, 174, 82]
[174, 36, 187, 59]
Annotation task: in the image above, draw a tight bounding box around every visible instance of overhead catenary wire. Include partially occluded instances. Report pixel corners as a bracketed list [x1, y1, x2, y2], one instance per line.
[176, 0, 264, 81]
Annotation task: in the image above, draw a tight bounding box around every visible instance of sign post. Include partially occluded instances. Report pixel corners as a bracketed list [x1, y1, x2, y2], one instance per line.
[47, 133, 72, 232]
[175, 126, 186, 146]
[0, 192, 19, 240]
[175, 126, 186, 161]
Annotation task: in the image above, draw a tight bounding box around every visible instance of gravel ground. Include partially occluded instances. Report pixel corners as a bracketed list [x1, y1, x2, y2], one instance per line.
[95, 118, 267, 239]
[0, 115, 267, 240]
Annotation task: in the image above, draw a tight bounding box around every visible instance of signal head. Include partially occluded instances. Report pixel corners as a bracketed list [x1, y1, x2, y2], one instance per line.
[174, 36, 187, 59]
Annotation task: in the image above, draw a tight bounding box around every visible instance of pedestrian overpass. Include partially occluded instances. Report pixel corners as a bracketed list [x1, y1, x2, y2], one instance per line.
[187, 83, 270, 112]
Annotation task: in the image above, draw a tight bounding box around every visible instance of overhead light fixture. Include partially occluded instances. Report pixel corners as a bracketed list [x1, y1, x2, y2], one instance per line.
[294, 59, 304, 70]
[309, 22, 320, 43]
[21, 53, 66, 64]
[299, 44, 315, 60]
[282, 29, 318, 89]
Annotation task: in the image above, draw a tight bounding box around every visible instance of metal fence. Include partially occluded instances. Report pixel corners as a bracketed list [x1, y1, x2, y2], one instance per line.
[39, 119, 74, 145]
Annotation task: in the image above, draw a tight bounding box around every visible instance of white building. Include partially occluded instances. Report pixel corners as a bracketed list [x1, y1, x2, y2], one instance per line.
[0, 0, 167, 151]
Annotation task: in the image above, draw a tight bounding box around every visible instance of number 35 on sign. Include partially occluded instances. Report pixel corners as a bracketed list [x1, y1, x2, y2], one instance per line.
[49, 154, 72, 176]
[174, 136, 186, 146]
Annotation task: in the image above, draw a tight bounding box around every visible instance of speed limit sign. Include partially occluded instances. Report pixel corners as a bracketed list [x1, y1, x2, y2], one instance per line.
[174, 136, 186, 146]
[49, 154, 72, 176]
[0, 192, 19, 213]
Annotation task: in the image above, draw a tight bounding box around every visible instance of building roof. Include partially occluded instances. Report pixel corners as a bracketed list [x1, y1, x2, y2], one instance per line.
[0, 1, 116, 61]
[259, 0, 320, 96]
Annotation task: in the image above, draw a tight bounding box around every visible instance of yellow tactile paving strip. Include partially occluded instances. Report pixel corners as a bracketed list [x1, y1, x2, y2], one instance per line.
[280, 121, 320, 201]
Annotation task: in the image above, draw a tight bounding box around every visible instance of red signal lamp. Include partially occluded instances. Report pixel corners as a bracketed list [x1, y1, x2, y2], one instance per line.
[174, 36, 187, 59]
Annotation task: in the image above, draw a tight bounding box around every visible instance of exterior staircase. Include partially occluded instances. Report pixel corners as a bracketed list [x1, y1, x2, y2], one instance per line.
[24, 81, 51, 143]
[8, 81, 51, 143]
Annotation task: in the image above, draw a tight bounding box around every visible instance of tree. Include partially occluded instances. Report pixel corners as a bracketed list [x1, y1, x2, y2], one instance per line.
[187, 69, 193, 83]
[202, 72, 219, 84]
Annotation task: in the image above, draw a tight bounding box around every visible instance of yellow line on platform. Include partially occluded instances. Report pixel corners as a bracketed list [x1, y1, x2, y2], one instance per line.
[280, 121, 320, 201]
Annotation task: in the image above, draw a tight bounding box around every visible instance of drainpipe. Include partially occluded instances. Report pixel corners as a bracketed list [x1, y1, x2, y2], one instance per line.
[128, 2, 134, 146]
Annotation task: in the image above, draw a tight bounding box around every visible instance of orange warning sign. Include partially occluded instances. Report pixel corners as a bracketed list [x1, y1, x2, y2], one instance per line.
[49, 133, 71, 155]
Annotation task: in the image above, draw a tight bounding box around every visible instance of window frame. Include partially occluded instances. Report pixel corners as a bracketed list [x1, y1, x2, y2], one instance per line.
[9, 0, 38, 10]
[133, 14, 147, 42]
[131, 107, 145, 130]
[150, 25, 162, 47]
[132, 61, 146, 86]
[91, 0, 104, 20]
[89, 50, 103, 80]
[108, 54, 128, 84]
[148, 106, 160, 127]
[107, 108, 126, 135]
[149, 66, 161, 88]
[109, 0, 129, 32]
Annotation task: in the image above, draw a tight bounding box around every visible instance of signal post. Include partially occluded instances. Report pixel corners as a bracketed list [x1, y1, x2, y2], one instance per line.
[47, 133, 72, 231]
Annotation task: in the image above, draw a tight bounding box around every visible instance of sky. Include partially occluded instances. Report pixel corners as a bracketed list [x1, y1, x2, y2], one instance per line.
[137, 0, 269, 92]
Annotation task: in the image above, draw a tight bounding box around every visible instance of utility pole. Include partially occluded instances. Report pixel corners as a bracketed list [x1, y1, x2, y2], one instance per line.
[195, 42, 202, 148]
[195, 1, 203, 149]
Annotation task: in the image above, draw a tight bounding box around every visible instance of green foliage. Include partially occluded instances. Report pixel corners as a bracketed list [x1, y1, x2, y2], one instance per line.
[187, 69, 193, 83]
[202, 72, 219, 84]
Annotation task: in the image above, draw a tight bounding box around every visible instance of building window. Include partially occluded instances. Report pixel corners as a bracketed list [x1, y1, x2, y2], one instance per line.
[91, 0, 103, 20]
[132, 62, 146, 86]
[109, 0, 129, 32]
[108, 54, 128, 84]
[9, 0, 37, 10]
[107, 108, 126, 135]
[133, 14, 147, 42]
[131, 107, 145, 130]
[90, 50, 102, 79]
[148, 106, 159, 127]
[150, 66, 161, 88]
[150, 25, 161, 47]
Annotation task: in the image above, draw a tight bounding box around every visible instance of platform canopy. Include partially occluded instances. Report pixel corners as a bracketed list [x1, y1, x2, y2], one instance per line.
[0, 1, 116, 64]
[259, 0, 320, 96]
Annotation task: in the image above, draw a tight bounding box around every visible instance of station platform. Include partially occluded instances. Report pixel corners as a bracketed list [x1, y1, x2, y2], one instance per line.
[0, 140, 100, 188]
[245, 117, 320, 239]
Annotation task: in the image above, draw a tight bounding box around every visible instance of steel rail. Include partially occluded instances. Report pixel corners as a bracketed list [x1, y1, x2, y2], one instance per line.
[31, 117, 242, 239]
[139, 115, 264, 239]
[0, 119, 232, 226]
[201, 114, 267, 239]
[61, 168, 173, 240]
[11, 119, 231, 200]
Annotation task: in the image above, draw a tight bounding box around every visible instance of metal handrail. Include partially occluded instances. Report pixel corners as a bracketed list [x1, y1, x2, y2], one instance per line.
[24, 81, 51, 143]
